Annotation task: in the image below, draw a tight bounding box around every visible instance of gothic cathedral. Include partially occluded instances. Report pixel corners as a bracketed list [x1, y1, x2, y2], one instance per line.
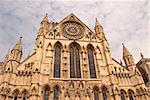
[0, 13, 150, 100]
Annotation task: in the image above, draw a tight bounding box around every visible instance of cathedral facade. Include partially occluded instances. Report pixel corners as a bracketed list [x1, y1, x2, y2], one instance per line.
[0, 13, 150, 100]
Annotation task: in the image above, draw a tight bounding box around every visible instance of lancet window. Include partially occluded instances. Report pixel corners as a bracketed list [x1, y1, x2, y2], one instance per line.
[102, 86, 107, 100]
[54, 43, 62, 78]
[44, 86, 50, 100]
[93, 86, 99, 100]
[87, 44, 96, 78]
[120, 90, 126, 100]
[54, 86, 60, 100]
[128, 90, 134, 100]
[70, 43, 81, 78]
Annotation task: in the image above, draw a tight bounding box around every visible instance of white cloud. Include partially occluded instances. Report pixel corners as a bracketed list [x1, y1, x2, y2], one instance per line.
[0, 0, 149, 63]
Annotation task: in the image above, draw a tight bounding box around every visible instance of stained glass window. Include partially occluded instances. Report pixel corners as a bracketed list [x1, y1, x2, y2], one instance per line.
[44, 87, 50, 100]
[94, 87, 99, 100]
[102, 87, 107, 100]
[54, 86, 59, 100]
[128, 90, 134, 100]
[88, 46, 96, 78]
[70, 43, 81, 78]
[14, 95, 17, 100]
[120, 90, 126, 100]
[54, 45, 61, 78]
[70, 47, 74, 78]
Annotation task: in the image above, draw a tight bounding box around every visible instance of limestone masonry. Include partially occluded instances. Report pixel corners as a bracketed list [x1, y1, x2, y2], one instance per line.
[0, 13, 150, 100]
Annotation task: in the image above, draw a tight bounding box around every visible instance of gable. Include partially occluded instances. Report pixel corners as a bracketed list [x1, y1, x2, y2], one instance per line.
[46, 13, 100, 42]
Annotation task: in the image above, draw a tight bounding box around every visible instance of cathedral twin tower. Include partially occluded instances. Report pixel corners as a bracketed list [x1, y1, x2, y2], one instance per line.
[0, 13, 149, 100]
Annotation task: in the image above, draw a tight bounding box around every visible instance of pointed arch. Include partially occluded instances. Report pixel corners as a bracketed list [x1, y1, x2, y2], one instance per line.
[87, 44, 96, 78]
[53, 85, 60, 100]
[69, 42, 81, 78]
[102, 86, 107, 100]
[43, 85, 50, 100]
[128, 89, 135, 100]
[93, 86, 99, 100]
[13, 89, 20, 100]
[22, 89, 28, 100]
[54, 41, 62, 78]
[120, 89, 126, 100]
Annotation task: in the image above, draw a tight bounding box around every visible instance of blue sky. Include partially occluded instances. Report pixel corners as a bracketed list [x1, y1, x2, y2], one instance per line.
[0, 0, 149, 63]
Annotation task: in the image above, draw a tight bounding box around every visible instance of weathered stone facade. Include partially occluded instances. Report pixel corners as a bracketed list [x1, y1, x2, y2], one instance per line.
[0, 13, 149, 100]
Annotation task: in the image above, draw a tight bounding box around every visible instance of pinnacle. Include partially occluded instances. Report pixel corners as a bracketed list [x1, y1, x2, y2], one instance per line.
[122, 43, 132, 57]
[13, 37, 22, 51]
[42, 13, 49, 23]
[140, 52, 144, 59]
[95, 18, 101, 27]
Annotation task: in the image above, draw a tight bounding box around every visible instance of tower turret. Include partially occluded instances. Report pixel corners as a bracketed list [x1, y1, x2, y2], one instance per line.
[94, 18, 105, 40]
[39, 13, 49, 33]
[35, 13, 49, 50]
[10, 37, 22, 62]
[122, 44, 135, 67]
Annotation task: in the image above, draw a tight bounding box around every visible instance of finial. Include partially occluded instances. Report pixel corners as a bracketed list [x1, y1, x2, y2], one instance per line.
[95, 18, 100, 27]
[140, 52, 144, 59]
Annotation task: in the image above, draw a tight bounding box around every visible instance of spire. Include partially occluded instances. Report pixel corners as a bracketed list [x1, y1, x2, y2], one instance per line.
[95, 18, 101, 27]
[41, 13, 49, 24]
[94, 18, 105, 40]
[10, 37, 23, 62]
[13, 37, 22, 52]
[94, 18, 103, 33]
[122, 43, 135, 67]
[122, 43, 132, 57]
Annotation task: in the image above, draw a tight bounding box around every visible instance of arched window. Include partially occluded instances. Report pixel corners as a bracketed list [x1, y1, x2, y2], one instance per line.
[54, 43, 61, 78]
[93, 86, 99, 100]
[22, 90, 28, 100]
[102, 86, 107, 100]
[120, 90, 126, 100]
[87, 45, 96, 78]
[22, 94, 27, 100]
[128, 90, 134, 100]
[3, 95, 6, 100]
[44, 86, 50, 100]
[54, 86, 60, 100]
[138, 67, 149, 84]
[14, 95, 18, 100]
[70, 43, 81, 78]
[13, 90, 19, 100]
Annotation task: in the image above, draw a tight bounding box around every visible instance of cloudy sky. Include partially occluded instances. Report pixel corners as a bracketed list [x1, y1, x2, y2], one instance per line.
[0, 0, 149, 63]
